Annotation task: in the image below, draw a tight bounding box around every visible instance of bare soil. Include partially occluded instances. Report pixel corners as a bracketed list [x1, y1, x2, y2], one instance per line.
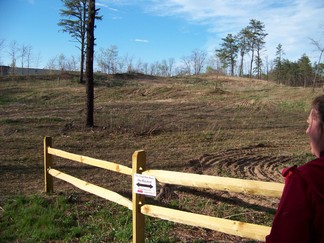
[0, 73, 321, 242]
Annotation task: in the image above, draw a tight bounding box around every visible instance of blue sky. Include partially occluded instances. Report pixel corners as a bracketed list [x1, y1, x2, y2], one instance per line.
[0, 0, 323, 70]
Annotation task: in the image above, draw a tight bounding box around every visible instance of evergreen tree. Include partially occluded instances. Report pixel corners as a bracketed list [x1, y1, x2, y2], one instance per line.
[281, 59, 298, 86]
[58, 0, 101, 83]
[275, 54, 313, 87]
[273, 44, 285, 84]
[297, 54, 313, 87]
[216, 34, 238, 76]
[237, 27, 250, 77]
[247, 19, 267, 79]
[86, 0, 96, 127]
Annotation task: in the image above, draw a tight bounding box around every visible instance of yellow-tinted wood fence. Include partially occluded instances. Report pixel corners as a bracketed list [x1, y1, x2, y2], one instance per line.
[44, 136, 283, 242]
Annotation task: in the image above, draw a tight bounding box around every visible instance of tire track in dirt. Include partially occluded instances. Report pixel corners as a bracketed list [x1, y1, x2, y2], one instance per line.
[188, 144, 294, 183]
[181, 144, 293, 217]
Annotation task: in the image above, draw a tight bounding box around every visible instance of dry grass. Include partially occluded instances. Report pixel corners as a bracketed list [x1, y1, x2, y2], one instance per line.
[0, 73, 322, 241]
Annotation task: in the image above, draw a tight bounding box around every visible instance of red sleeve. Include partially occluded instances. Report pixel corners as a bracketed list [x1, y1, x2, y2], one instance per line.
[266, 168, 312, 243]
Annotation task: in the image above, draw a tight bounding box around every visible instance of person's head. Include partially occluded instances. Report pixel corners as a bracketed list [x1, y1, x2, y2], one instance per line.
[306, 95, 324, 158]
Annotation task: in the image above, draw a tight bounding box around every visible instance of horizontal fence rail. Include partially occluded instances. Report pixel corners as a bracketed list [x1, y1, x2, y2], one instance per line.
[141, 204, 271, 241]
[48, 147, 132, 175]
[143, 170, 284, 198]
[44, 136, 284, 242]
[48, 168, 132, 209]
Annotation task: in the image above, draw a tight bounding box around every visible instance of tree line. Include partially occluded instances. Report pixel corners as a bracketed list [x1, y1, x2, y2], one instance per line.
[216, 19, 267, 79]
[2, 37, 322, 88]
[215, 19, 324, 88]
[0, 38, 210, 77]
[0, 39, 36, 75]
[95, 45, 208, 77]
[273, 42, 324, 88]
[1, 2, 323, 88]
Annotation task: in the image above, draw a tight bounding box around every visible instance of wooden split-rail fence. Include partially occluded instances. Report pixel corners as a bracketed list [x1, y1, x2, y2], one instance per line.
[44, 136, 284, 242]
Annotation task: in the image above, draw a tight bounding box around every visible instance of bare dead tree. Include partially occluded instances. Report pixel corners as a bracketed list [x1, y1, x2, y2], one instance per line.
[181, 56, 191, 75]
[310, 38, 324, 91]
[26, 45, 32, 75]
[191, 49, 208, 75]
[8, 40, 18, 74]
[0, 39, 5, 65]
[20, 44, 28, 75]
[168, 58, 175, 76]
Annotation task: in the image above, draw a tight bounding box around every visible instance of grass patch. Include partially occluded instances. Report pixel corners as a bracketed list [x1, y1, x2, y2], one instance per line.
[292, 152, 316, 167]
[0, 96, 15, 105]
[0, 194, 174, 242]
[0, 195, 82, 242]
[278, 100, 309, 112]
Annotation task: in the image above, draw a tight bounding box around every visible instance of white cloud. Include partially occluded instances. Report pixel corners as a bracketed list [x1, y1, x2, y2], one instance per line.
[97, 2, 119, 12]
[134, 39, 149, 43]
[144, 0, 324, 61]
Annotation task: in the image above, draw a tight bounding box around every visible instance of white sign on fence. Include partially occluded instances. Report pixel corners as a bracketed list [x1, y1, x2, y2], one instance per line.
[134, 173, 157, 197]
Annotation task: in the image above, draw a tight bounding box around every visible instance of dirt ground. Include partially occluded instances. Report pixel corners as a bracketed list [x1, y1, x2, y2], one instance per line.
[0, 73, 321, 242]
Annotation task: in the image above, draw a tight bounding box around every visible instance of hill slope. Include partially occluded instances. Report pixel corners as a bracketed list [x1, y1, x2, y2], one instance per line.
[0, 73, 321, 241]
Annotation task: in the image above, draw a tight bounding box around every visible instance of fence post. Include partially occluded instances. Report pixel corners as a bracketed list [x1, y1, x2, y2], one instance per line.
[44, 136, 53, 193]
[132, 150, 146, 243]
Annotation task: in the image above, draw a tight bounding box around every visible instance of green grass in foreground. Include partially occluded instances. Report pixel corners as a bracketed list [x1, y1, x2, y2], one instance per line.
[0, 194, 173, 242]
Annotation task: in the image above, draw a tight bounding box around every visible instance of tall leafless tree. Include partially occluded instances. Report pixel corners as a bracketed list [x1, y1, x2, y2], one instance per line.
[168, 58, 175, 76]
[58, 53, 67, 72]
[0, 39, 5, 65]
[310, 38, 324, 91]
[192, 49, 208, 75]
[97, 45, 119, 74]
[26, 45, 32, 75]
[20, 44, 28, 75]
[181, 56, 192, 75]
[8, 40, 18, 74]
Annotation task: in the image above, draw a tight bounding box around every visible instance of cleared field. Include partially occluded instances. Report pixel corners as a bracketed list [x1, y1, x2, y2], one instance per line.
[0, 73, 321, 241]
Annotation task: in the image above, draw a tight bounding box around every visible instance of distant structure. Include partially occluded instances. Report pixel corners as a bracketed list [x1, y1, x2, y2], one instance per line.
[0, 65, 60, 76]
[0, 66, 10, 76]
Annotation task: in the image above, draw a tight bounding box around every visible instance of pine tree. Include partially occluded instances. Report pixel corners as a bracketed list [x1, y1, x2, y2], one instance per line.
[247, 19, 267, 79]
[297, 54, 313, 87]
[58, 0, 101, 83]
[85, 0, 96, 127]
[237, 27, 250, 77]
[273, 44, 285, 84]
[216, 34, 238, 76]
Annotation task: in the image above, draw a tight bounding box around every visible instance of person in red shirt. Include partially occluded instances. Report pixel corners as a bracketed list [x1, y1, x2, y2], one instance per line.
[266, 95, 324, 243]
